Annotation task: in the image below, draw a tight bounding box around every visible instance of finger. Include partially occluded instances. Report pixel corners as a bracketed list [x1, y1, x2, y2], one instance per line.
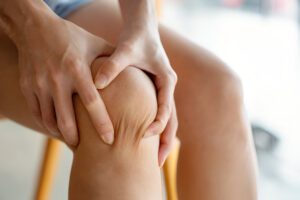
[39, 93, 60, 137]
[53, 88, 78, 146]
[20, 83, 42, 127]
[90, 35, 115, 57]
[145, 73, 176, 136]
[97, 40, 115, 56]
[94, 45, 130, 89]
[158, 104, 178, 167]
[77, 75, 114, 145]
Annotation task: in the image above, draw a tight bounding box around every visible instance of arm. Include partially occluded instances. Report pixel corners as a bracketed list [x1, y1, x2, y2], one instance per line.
[118, 0, 158, 30]
[94, 0, 178, 166]
[0, 0, 115, 146]
[0, 0, 49, 40]
[69, 58, 162, 200]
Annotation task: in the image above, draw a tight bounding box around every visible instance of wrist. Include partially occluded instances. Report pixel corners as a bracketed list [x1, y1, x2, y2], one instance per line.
[122, 21, 160, 43]
[119, 0, 158, 29]
[0, 0, 57, 44]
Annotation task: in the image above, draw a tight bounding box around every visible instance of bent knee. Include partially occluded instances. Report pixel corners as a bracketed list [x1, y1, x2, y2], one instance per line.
[182, 57, 243, 108]
[73, 57, 158, 156]
[70, 61, 161, 199]
[176, 54, 247, 141]
[95, 61, 158, 148]
[211, 67, 243, 105]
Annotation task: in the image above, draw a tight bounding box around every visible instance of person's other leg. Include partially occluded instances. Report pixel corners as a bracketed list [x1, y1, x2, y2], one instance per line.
[0, 33, 162, 199]
[66, 1, 258, 199]
[162, 29, 257, 199]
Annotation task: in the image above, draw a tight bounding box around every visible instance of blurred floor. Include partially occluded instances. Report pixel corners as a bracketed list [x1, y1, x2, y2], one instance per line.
[0, 5, 300, 200]
[0, 120, 72, 200]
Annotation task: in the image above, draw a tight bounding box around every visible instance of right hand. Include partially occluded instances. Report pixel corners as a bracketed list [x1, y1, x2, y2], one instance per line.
[15, 14, 115, 146]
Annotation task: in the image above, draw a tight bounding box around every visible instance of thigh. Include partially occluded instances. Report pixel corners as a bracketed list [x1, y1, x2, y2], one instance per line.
[0, 32, 47, 133]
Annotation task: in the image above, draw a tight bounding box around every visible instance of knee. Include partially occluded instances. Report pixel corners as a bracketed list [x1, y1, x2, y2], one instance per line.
[96, 60, 158, 149]
[201, 63, 250, 140]
[178, 56, 248, 143]
[97, 58, 157, 144]
[73, 57, 158, 154]
[70, 60, 161, 199]
[211, 66, 243, 106]
[193, 60, 244, 109]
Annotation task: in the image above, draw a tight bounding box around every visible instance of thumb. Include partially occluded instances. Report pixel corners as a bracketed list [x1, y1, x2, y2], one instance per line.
[92, 35, 115, 56]
[94, 47, 129, 89]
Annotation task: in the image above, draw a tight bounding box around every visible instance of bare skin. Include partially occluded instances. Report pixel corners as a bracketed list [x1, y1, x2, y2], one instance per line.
[70, 59, 162, 200]
[0, 0, 258, 199]
[0, 0, 116, 146]
[0, 45, 162, 199]
[0, 0, 177, 163]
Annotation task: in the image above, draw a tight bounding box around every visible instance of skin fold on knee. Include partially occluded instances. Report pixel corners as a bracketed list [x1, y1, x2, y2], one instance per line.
[69, 57, 162, 200]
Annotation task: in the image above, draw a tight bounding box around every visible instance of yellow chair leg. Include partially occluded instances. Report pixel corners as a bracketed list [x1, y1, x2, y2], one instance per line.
[163, 138, 180, 200]
[35, 138, 61, 200]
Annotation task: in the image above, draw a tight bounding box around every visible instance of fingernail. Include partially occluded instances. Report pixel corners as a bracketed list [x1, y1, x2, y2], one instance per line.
[101, 132, 114, 145]
[95, 74, 107, 89]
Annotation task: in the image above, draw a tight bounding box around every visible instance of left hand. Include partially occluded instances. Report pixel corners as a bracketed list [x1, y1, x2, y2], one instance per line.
[94, 25, 178, 167]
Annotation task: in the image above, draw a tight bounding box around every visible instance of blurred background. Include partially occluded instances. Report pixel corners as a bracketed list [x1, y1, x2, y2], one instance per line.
[160, 0, 300, 199]
[0, 0, 300, 199]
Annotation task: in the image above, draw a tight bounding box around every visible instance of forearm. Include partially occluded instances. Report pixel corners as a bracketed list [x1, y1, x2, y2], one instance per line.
[0, 0, 55, 42]
[118, 0, 158, 31]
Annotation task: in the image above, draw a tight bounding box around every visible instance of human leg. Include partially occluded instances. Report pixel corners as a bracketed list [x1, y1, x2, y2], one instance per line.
[0, 32, 162, 199]
[65, 1, 258, 199]
[69, 58, 162, 200]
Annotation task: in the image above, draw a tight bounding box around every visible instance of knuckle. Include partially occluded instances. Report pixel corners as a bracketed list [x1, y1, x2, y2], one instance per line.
[48, 66, 61, 80]
[34, 77, 45, 91]
[49, 74, 61, 90]
[119, 42, 135, 55]
[159, 102, 172, 116]
[19, 78, 30, 93]
[166, 69, 178, 85]
[65, 58, 83, 76]
[81, 88, 98, 106]
[58, 118, 74, 133]
[158, 120, 166, 129]
[64, 57, 80, 68]
[156, 117, 168, 132]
